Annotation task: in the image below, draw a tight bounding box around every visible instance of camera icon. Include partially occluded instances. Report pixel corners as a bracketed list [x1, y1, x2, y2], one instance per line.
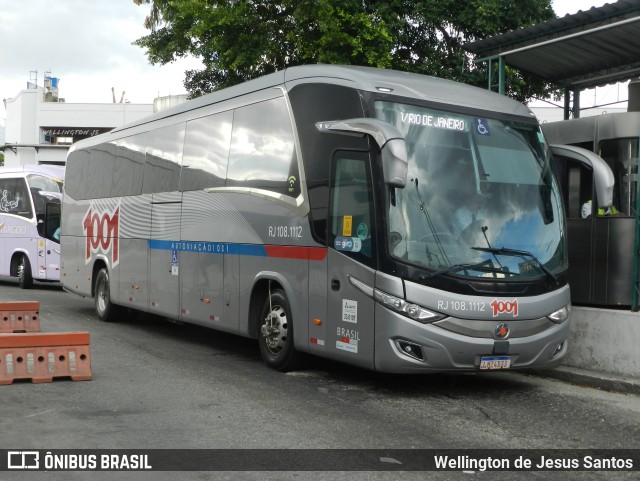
[8, 451, 40, 470]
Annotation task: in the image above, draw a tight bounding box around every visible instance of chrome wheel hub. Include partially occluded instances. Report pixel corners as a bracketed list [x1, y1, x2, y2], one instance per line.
[260, 305, 288, 354]
[97, 281, 108, 314]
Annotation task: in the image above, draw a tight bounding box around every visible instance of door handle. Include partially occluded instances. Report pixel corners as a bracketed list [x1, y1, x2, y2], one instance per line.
[331, 279, 341, 291]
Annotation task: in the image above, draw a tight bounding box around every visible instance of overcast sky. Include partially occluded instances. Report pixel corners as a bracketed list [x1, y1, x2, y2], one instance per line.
[0, 0, 615, 122]
[0, 0, 200, 111]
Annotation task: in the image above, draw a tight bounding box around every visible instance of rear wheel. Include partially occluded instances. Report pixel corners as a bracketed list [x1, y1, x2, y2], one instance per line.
[94, 268, 122, 322]
[258, 288, 300, 371]
[17, 255, 33, 289]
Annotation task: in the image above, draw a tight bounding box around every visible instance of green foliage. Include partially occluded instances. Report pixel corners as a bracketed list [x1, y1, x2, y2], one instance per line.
[133, 0, 556, 101]
[0, 152, 4, 167]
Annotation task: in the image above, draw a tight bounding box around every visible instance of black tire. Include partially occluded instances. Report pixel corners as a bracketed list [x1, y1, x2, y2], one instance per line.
[17, 254, 33, 289]
[258, 288, 300, 371]
[94, 268, 122, 322]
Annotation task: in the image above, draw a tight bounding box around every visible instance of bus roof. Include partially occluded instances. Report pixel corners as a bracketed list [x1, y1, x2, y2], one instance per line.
[0, 164, 65, 180]
[285, 65, 535, 117]
[74, 65, 536, 151]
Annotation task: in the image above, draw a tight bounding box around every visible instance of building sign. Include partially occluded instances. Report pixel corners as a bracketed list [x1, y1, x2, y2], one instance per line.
[42, 128, 108, 138]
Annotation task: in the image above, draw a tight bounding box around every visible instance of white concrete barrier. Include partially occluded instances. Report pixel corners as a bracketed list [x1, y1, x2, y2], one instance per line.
[564, 306, 640, 378]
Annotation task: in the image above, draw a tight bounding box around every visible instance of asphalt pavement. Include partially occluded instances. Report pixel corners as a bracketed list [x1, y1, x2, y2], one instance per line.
[1, 278, 639, 395]
[1, 280, 639, 481]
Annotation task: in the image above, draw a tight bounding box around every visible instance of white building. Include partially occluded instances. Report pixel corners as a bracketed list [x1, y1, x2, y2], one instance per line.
[2, 78, 154, 166]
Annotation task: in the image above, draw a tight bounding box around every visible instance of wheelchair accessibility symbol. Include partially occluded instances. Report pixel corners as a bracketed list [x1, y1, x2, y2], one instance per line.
[475, 118, 490, 136]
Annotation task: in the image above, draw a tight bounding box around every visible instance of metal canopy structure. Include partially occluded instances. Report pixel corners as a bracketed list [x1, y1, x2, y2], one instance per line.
[1, 144, 69, 154]
[464, 0, 640, 118]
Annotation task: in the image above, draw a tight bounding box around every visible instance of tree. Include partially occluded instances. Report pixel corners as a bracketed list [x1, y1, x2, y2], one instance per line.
[133, 0, 556, 102]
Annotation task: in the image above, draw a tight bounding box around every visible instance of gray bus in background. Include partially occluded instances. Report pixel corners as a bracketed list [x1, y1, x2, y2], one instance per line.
[62, 65, 580, 373]
[543, 109, 640, 308]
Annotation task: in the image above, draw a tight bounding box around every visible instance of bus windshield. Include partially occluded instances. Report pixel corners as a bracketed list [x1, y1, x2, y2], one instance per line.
[375, 101, 566, 281]
[27, 174, 63, 194]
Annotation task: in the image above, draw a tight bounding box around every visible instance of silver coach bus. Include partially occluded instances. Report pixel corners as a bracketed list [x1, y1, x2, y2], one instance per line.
[62, 65, 582, 373]
[543, 113, 637, 308]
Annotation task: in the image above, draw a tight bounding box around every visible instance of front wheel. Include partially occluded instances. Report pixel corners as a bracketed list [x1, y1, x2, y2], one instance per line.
[17, 254, 33, 289]
[258, 288, 300, 371]
[94, 268, 122, 322]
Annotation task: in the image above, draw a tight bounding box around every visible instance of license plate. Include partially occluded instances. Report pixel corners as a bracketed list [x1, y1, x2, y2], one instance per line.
[479, 356, 511, 370]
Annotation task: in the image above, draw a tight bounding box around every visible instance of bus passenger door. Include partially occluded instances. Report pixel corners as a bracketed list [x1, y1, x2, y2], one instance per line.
[552, 154, 594, 303]
[326, 151, 377, 370]
[40, 201, 62, 281]
[551, 145, 620, 305]
[149, 192, 182, 318]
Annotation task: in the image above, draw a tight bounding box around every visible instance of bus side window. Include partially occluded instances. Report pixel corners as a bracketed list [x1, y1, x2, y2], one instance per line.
[65, 149, 91, 200]
[114, 135, 146, 198]
[88, 142, 116, 199]
[0, 177, 32, 218]
[598, 138, 639, 217]
[227, 97, 300, 198]
[142, 123, 185, 194]
[329, 152, 375, 266]
[181, 110, 232, 191]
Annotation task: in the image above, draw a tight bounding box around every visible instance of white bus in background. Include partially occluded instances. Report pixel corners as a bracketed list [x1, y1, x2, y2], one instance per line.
[0, 165, 64, 288]
[61, 65, 606, 373]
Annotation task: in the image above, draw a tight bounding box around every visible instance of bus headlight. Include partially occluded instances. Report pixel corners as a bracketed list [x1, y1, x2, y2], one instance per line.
[374, 289, 445, 324]
[547, 304, 570, 324]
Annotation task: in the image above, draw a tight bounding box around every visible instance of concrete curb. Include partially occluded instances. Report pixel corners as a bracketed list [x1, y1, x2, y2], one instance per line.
[534, 366, 640, 395]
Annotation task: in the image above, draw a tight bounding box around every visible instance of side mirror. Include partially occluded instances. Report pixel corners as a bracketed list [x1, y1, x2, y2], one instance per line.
[316, 118, 408, 187]
[550, 144, 614, 209]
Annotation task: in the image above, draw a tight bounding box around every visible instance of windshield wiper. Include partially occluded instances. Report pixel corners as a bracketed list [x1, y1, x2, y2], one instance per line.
[470, 246, 559, 286]
[420, 259, 512, 281]
[411, 177, 452, 266]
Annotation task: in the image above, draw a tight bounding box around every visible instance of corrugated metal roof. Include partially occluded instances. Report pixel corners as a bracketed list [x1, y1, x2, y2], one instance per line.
[464, 0, 640, 89]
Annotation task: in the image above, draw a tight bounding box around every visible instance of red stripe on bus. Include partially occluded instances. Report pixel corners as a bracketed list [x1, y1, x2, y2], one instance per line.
[264, 245, 327, 261]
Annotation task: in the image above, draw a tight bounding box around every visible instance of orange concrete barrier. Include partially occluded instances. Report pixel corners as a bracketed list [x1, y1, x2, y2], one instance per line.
[0, 332, 92, 384]
[0, 301, 40, 333]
